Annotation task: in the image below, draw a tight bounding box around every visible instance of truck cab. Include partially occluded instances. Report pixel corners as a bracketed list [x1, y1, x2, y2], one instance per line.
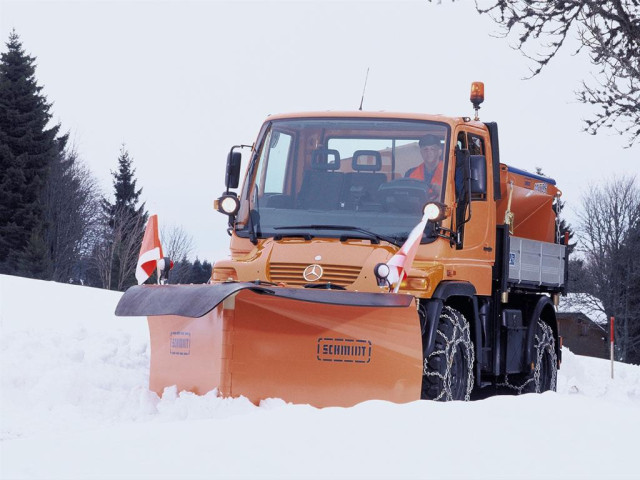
[214, 112, 496, 295]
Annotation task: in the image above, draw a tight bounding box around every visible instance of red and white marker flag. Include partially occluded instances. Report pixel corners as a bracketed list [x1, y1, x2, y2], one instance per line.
[610, 316, 615, 379]
[386, 211, 429, 292]
[135, 215, 163, 285]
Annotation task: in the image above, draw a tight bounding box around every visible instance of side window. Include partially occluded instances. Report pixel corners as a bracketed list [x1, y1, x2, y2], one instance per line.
[455, 131, 487, 203]
[256, 131, 292, 195]
[264, 132, 292, 193]
[467, 133, 484, 155]
[468, 133, 487, 201]
[455, 131, 469, 201]
[456, 131, 466, 151]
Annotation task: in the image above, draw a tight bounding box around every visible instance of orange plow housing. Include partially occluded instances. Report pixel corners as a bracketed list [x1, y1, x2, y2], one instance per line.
[117, 284, 423, 407]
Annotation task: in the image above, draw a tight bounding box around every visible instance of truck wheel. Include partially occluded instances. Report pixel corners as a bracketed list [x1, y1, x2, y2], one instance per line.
[525, 320, 557, 393]
[422, 306, 474, 401]
[501, 320, 557, 394]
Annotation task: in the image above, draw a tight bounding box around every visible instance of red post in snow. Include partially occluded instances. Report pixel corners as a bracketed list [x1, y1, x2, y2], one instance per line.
[610, 316, 615, 379]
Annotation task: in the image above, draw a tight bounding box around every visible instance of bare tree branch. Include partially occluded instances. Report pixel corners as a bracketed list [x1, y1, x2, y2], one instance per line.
[465, 0, 640, 146]
[575, 174, 640, 361]
[159, 224, 195, 285]
[160, 224, 194, 264]
[114, 208, 146, 291]
[90, 203, 145, 290]
[44, 146, 102, 282]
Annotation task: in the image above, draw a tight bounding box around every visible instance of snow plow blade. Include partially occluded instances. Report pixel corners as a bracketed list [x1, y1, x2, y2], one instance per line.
[116, 284, 423, 407]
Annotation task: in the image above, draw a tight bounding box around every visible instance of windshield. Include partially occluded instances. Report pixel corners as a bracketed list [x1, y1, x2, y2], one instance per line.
[236, 117, 450, 243]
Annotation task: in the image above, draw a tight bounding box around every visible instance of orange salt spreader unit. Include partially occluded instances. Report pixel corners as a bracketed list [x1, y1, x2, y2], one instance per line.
[116, 83, 568, 406]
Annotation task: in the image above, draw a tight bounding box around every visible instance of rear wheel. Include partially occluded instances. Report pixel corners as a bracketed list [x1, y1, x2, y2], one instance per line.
[501, 319, 557, 394]
[422, 306, 474, 401]
[525, 320, 558, 393]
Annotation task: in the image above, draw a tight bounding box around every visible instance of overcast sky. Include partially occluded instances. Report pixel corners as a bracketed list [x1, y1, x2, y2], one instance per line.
[1, 0, 638, 260]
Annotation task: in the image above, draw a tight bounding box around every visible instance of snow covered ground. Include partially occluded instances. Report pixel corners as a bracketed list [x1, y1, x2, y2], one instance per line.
[1, 274, 639, 480]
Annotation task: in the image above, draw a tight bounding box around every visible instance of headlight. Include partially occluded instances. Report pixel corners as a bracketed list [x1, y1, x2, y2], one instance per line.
[374, 263, 390, 280]
[214, 194, 240, 216]
[423, 202, 448, 222]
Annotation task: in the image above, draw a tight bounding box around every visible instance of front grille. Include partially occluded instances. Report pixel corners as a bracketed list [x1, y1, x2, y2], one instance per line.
[268, 263, 361, 287]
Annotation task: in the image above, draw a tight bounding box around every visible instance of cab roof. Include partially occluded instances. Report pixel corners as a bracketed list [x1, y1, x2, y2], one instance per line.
[265, 111, 486, 129]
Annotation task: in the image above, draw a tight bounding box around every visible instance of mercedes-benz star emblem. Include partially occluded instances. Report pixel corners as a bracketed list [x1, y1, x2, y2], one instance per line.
[303, 264, 323, 282]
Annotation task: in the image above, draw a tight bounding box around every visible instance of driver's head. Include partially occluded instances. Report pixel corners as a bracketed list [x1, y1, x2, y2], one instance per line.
[419, 134, 443, 168]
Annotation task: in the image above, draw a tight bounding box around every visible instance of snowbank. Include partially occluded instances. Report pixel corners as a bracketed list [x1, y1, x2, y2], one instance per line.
[1, 274, 639, 479]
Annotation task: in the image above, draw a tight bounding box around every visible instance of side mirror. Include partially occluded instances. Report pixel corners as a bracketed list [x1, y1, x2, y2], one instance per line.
[469, 155, 487, 197]
[225, 150, 242, 189]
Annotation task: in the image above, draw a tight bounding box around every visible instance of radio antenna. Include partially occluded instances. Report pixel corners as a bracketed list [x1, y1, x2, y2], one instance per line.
[358, 67, 370, 111]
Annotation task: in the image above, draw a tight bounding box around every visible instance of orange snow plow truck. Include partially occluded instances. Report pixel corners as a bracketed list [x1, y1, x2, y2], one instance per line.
[116, 83, 567, 406]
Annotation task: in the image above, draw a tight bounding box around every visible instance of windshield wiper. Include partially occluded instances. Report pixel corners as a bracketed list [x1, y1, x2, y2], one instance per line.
[274, 225, 403, 247]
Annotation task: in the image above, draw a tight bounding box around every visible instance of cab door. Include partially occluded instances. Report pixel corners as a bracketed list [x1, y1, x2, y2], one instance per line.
[446, 127, 496, 295]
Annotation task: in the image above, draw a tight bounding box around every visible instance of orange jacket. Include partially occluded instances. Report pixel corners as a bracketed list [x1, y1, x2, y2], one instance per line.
[408, 161, 443, 186]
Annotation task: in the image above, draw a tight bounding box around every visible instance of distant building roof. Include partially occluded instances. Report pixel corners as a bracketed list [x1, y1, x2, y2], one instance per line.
[558, 293, 608, 325]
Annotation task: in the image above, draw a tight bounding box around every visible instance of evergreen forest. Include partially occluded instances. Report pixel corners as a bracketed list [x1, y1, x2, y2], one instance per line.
[0, 31, 210, 289]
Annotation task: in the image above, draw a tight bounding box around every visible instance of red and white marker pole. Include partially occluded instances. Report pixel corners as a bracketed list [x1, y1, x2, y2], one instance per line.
[610, 316, 615, 379]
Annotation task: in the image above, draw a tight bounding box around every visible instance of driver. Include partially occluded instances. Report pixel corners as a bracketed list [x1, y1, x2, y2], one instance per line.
[405, 134, 444, 198]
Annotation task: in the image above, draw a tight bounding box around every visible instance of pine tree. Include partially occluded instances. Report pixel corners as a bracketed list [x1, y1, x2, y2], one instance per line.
[186, 258, 212, 284]
[556, 215, 577, 256]
[168, 255, 191, 284]
[0, 30, 61, 277]
[103, 146, 145, 222]
[97, 145, 148, 290]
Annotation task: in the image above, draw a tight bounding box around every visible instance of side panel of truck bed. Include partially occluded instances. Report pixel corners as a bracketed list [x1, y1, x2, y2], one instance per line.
[508, 236, 566, 288]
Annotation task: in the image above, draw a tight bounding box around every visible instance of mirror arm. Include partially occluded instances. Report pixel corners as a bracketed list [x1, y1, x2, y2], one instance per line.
[432, 224, 461, 247]
[457, 162, 473, 230]
[464, 190, 472, 224]
[464, 162, 473, 224]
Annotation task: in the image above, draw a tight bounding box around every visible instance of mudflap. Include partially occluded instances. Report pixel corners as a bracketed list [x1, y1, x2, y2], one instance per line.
[116, 284, 423, 407]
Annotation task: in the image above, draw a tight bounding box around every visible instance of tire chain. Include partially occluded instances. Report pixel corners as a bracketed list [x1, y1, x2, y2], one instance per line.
[498, 320, 558, 394]
[423, 306, 475, 401]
